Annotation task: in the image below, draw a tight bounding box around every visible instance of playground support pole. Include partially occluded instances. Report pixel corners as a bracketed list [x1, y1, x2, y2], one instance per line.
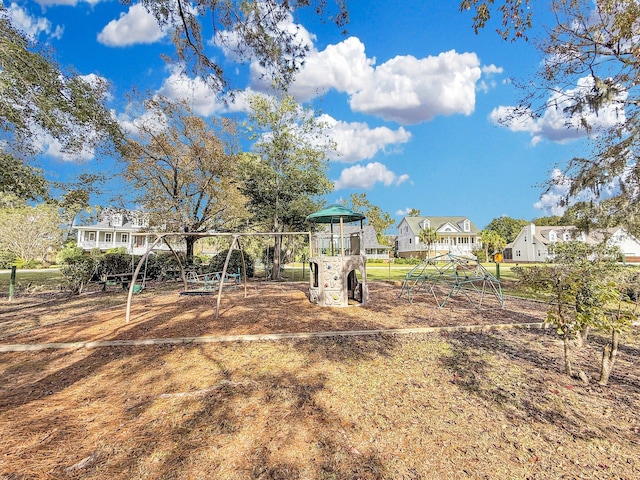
[9, 266, 16, 301]
[496, 263, 500, 280]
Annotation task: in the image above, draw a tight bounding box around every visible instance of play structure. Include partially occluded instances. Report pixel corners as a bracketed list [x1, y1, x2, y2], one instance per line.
[399, 253, 503, 309]
[306, 205, 369, 307]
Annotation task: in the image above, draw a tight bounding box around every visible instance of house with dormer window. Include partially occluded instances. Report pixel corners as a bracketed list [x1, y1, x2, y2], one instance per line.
[396, 216, 481, 258]
[506, 223, 640, 263]
[75, 208, 153, 255]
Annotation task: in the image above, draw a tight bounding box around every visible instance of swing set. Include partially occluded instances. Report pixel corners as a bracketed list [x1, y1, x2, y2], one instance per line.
[124, 231, 310, 322]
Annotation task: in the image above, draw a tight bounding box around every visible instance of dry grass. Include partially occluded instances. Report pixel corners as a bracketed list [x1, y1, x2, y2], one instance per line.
[0, 280, 638, 479]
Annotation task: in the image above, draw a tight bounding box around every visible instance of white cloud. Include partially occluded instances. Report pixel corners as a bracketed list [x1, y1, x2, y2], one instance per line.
[289, 40, 483, 124]
[288, 37, 375, 100]
[155, 68, 252, 116]
[350, 50, 481, 124]
[6, 2, 64, 39]
[97, 3, 165, 46]
[533, 169, 571, 216]
[490, 76, 627, 145]
[396, 207, 416, 216]
[318, 114, 411, 163]
[334, 162, 410, 190]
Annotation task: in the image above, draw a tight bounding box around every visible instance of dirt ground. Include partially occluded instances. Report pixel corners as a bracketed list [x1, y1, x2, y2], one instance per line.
[0, 280, 544, 344]
[0, 280, 638, 479]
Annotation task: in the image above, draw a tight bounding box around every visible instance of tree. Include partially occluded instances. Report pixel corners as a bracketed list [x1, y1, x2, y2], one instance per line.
[484, 216, 528, 244]
[462, 0, 640, 236]
[0, 9, 120, 159]
[513, 241, 624, 380]
[407, 208, 421, 217]
[138, 0, 348, 93]
[121, 97, 248, 263]
[343, 193, 395, 244]
[479, 229, 506, 262]
[0, 203, 62, 265]
[241, 94, 334, 280]
[0, 153, 48, 202]
[419, 226, 438, 259]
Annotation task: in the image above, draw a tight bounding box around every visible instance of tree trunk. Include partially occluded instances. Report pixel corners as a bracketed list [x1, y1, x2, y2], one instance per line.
[272, 233, 282, 281]
[598, 330, 620, 386]
[576, 325, 590, 348]
[185, 236, 196, 265]
[563, 330, 574, 377]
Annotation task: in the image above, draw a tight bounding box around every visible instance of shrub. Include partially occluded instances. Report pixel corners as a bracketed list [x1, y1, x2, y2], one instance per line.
[144, 252, 186, 279]
[207, 250, 254, 277]
[13, 257, 40, 269]
[94, 253, 134, 279]
[61, 257, 97, 295]
[56, 245, 86, 265]
[0, 251, 17, 269]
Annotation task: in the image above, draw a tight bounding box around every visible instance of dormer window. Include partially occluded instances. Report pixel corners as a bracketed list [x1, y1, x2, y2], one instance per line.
[549, 231, 557, 242]
[419, 219, 430, 230]
[563, 231, 571, 241]
[463, 219, 470, 232]
[112, 213, 123, 227]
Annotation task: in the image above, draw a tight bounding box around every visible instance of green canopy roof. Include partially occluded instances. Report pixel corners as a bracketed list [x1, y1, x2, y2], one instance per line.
[306, 204, 366, 224]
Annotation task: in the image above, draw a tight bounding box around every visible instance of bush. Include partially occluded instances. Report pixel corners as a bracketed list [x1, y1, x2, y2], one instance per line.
[56, 245, 86, 265]
[0, 251, 17, 269]
[13, 257, 41, 269]
[144, 252, 186, 279]
[61, 257, 97, 295]
[207, 250, 254, 277]
[94, 253, 134, 279]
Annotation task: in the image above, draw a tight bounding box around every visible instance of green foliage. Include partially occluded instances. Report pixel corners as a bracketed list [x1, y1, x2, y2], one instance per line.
[56, 245, 86, 265]
[0, 251, 16, 269]
[241, 94, 334, 279]
[60, 257, 96, 295]
[121, 96, 247, 262]
[135, 0, 349, 94]
[485, 216, 528, 244]
[13, 257, 41, 269]
[0, 153, 48, 201]
[144, 252, 185, 279]
[0, 203, 63, 264]
[206, 250, 255, 277]
[513, 240, 626, 378]
[0, 10, 121, 158]
[94, 253, 134, 278]
[480, 229, 507, 262]
[344, 193, 395, 242]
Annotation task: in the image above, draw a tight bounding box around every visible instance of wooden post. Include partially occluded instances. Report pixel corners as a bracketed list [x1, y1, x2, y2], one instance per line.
[8, 266, 16, 301]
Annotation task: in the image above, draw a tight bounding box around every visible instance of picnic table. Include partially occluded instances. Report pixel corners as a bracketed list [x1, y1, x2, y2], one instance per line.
[100, 273, 135, 291]
[182, 271, 241, 295]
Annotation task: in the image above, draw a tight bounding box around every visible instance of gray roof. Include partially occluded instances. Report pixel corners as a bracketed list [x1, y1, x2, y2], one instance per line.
[400, 216, 480, 235]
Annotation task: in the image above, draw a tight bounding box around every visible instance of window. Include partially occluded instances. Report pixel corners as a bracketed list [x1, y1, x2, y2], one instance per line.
[549, 231, 557, 242]
[88, 232, 95, 241]
[515, 250, 521, 257]
[105, 233, 112, 242]
[463, 220, 470, 232]
[563, 232, 571, 241]
[112, 214, 123, 227]
[121, 234, 128, 243]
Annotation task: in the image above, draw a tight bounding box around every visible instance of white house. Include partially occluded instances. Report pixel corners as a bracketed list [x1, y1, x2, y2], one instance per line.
[396, 216, 482, 258]
[506, 223, 640, 263]
[75, 209, 152, 255]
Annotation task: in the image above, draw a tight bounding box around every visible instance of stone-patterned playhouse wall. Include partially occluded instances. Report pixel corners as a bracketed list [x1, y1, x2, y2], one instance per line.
[309, 255, 368, 307]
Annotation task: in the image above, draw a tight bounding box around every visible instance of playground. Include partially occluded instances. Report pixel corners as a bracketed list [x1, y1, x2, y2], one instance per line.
[1, 276, 639, 479]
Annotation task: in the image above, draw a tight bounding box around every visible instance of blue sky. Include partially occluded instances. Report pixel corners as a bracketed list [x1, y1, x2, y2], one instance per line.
[5, 0, 605, 229]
